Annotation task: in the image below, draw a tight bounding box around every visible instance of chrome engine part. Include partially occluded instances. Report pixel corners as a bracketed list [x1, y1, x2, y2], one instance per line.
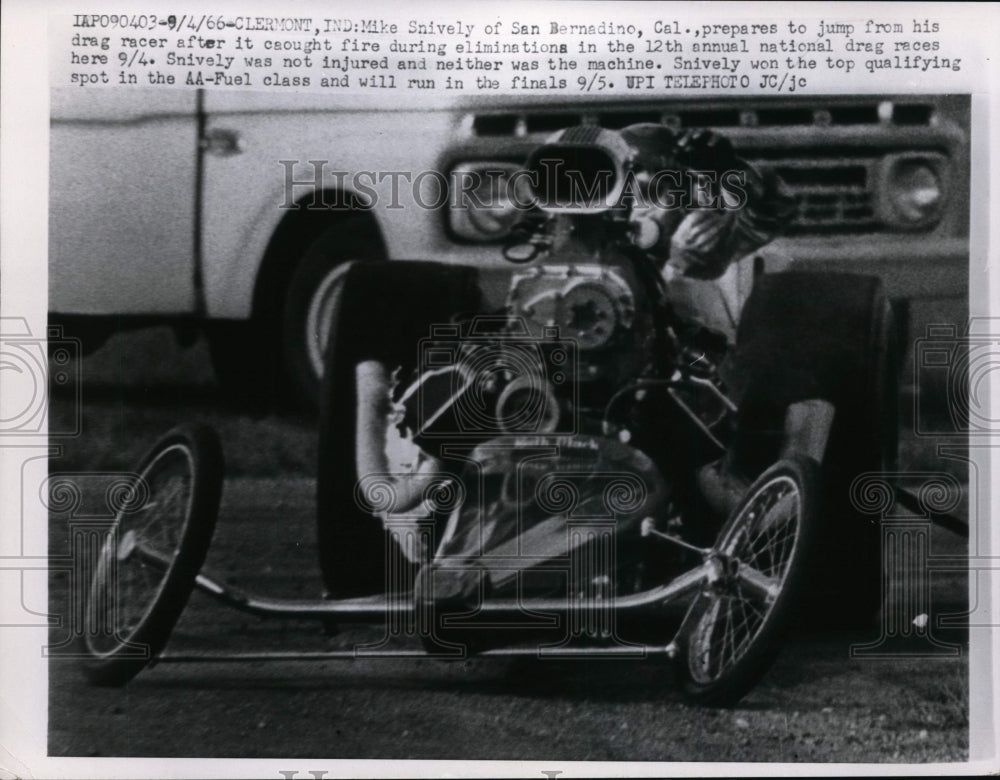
[506, 264, 645, 385]
[507, 264, 635, 350]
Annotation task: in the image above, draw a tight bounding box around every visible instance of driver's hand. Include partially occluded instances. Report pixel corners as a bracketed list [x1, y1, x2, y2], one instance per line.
[661, 262, 679, 285]
[667, 210, 735, 280]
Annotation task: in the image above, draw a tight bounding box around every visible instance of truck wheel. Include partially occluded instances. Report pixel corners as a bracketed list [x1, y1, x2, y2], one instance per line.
[316, 261, 483, 599]
[207, 218, 385, 414]
[724, 271, 900, 623]
[283, 220, 386, 412]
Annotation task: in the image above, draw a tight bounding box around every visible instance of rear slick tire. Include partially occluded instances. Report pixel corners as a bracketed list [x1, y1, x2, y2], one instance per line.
[316, 261, 483, 599]
[727, 271, 899, 624]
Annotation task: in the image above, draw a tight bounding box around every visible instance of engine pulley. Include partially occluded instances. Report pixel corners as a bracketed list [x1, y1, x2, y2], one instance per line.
[507, 265, 636, 351]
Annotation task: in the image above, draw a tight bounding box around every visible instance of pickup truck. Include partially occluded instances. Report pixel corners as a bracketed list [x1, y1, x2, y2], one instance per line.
[50, 90, 969, 410]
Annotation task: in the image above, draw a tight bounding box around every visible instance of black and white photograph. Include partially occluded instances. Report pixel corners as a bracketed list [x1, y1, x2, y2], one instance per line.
[1, 1, 997, 776]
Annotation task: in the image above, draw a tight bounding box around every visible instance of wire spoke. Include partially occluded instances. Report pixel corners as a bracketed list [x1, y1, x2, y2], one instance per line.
[86, 444, 195, 656]
[687, 473, 803, 685]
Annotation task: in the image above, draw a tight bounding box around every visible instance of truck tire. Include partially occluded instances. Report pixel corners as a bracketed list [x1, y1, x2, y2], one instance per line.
[207, 217, 386, 414]
[283, 219, 386, 412]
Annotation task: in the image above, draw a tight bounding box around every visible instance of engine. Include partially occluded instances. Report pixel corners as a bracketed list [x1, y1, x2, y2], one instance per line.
[403, 120, 695, 441]
[505, 263, 650, 390]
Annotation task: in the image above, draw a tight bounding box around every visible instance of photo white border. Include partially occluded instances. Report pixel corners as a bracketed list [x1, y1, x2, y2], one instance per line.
[1, 1, 997, 776]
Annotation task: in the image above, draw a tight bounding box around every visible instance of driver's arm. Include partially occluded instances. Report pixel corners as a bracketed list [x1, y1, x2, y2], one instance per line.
[667, 130, 795, 281]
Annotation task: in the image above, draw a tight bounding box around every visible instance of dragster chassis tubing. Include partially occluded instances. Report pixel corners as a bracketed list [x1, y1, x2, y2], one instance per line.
[133, 487, 965, 666]
[134, 542, 720, 663]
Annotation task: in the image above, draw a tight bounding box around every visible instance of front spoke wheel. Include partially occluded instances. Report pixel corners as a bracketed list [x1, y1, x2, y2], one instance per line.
[676, 456, 820, 706]
[81, 425, 223, 686]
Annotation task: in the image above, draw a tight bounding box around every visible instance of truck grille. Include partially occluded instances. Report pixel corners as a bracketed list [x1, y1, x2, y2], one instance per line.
[468, 101, 944, 235]
[749, 157, 878, 235]
[471, 101, 935, 137]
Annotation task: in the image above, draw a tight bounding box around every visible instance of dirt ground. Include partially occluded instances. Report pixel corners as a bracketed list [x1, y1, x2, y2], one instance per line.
[46, 329, 971, 763]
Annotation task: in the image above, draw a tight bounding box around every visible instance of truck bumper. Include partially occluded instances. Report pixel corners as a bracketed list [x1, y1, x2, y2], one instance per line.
[771, 236, 969, 301]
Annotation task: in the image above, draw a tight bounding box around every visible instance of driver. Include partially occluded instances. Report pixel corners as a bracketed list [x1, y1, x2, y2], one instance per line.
[533, 123, 796, 343]
[629, 124, 796, 342]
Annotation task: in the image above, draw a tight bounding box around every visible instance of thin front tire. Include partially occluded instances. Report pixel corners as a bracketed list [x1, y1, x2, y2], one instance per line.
[676, 455, 820, 706]
[82, 425, 223, 686]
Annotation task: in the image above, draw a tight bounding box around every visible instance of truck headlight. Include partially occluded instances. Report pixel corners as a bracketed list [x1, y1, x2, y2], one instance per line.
[878, 153, 948, 229]
[448, 162, 529, 241]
